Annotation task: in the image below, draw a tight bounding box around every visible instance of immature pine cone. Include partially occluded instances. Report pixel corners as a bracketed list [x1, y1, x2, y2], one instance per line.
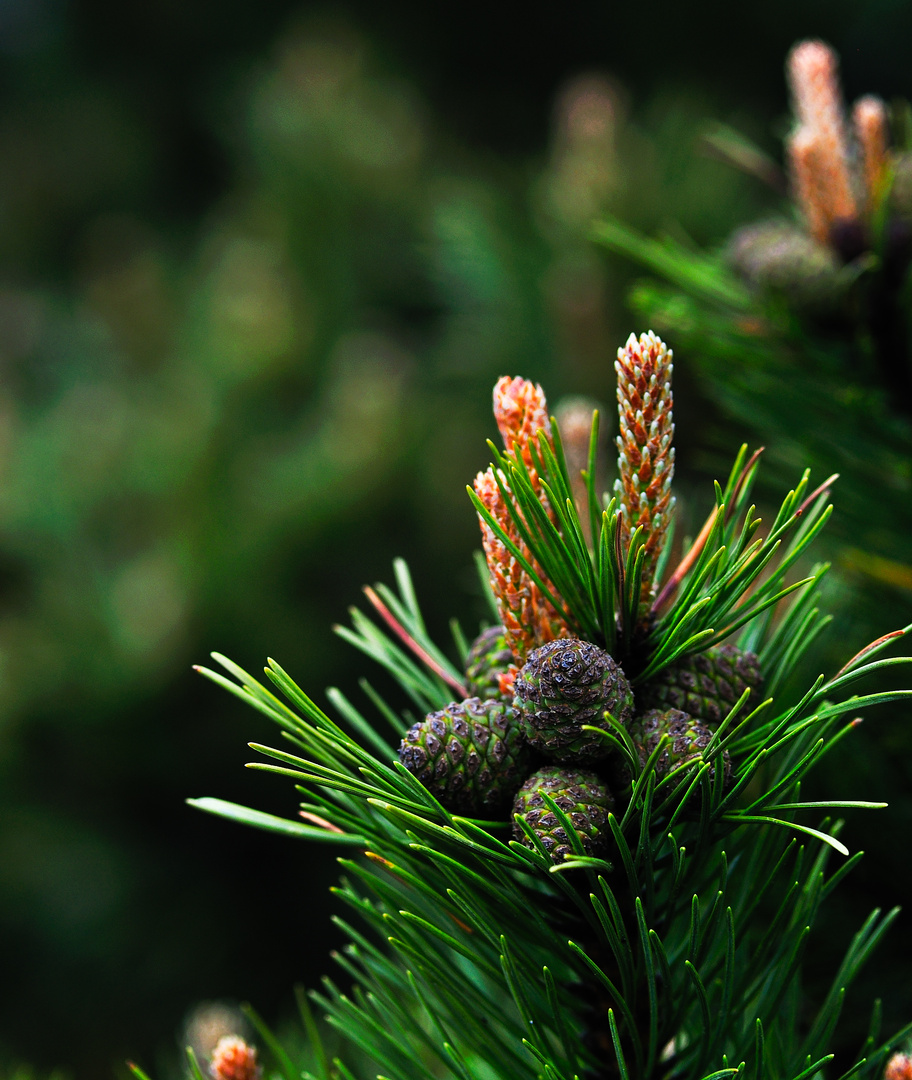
[638, 644, 763, 725]
[513, 766, 614, 862]
[399, 698, 530, 815]
[630, 708, 731, 788]
[210, 1036, 261, 1080]
[514, 638, 633, 763]
[464, 625, 515, 701]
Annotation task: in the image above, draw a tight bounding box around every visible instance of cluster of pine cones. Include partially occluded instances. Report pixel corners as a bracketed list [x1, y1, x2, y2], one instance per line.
[399, 630, 763, 862]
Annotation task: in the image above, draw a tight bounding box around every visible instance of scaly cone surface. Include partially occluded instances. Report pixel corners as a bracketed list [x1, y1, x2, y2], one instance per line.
[629, 708, 732, 788]
[493, 375, 552, 481]
[614, 330, 675, 615]
[464, 625, 515, 701]
[512, 765, 614, 862]
[638, 643, 763, 725]
[514, 637, 633, 762]
[398, 697, 530, 815]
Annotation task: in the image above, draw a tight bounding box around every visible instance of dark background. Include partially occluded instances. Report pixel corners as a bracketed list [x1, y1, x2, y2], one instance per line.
[1, 1, 910, 1077]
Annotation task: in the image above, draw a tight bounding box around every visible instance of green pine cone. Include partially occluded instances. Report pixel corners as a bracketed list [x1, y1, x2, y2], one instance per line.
[513, 638, 633, 762]
[638, 644, 763, 726]
[630, 708, 732, 787]
[464, 625, 514, 700]
[399, 697, 529, 815]
[512, 766, 614, 862]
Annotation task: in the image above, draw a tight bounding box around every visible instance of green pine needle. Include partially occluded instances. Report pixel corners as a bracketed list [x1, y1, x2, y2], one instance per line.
[190, 430, 912, 1079]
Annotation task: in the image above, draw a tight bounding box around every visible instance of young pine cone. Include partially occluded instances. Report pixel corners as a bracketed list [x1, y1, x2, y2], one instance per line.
[513, 766, 614, 863]
[399, 698, 529, 815]
[513, 638, 633, 763]
[630, 708, 732, 788]
[638, 644, 763, 726]
[464, 625, 515, 701]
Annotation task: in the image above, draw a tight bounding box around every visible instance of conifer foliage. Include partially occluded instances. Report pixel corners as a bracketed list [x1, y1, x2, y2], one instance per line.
[593, 38, 912, 597]
[158, 326, 912, 1080]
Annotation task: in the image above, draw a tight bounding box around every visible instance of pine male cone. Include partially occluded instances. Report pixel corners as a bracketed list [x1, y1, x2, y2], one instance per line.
[514, 638, 633, 762]
[630, 708, 732, 788]
[464, 625, 515, 701]
[886, 1053, 912, 1080]
[638, 644, 763, 725]
[399, 698, 529, 815]
[209, 1036, 262, 1080]
[512, 766, 614, 862]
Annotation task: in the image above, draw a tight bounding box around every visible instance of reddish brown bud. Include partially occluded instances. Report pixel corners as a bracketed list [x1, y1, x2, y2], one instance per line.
[788, 41, 845, 143]
[497, 665, 519, 698]
[787, 128, 832, 244]
[785, 41, 858, 241]
[853, 94, 890, 213]
[210, 1035, 261, 1080]
[886, 1053, 912, 1080]
[476, 376, 571, 661]
[493, 376, 551, 479]
[474, 467, 568, 661]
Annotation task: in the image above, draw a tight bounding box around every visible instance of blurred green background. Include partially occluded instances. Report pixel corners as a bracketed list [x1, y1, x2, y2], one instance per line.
[1, 1, 910, 1077]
